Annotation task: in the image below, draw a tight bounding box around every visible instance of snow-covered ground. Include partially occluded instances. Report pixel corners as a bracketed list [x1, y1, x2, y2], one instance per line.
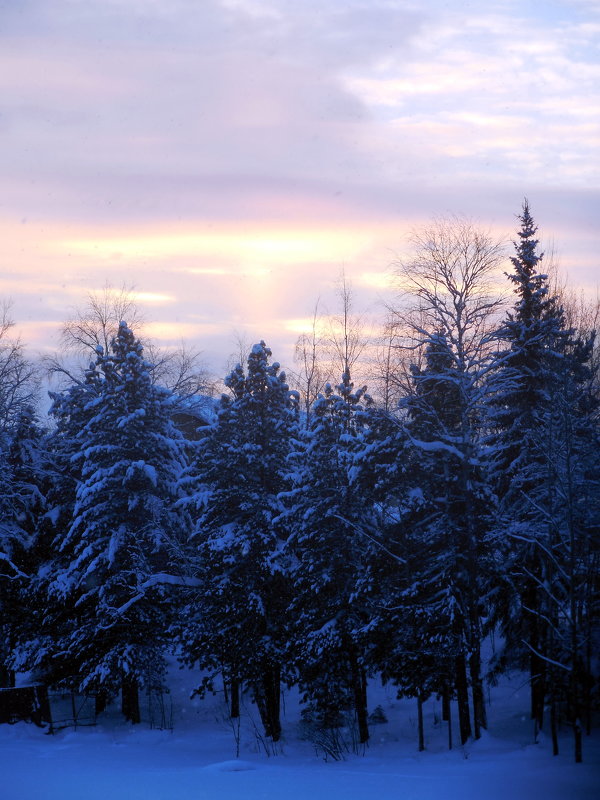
[1, 663, 598, 800]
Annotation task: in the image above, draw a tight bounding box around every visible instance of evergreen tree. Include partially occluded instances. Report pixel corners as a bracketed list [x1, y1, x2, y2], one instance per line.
[486, 200, 569, 502]
[0, 308, 41, 686]
[485, 201, 568, 735]
[407, 333, 493, 743]
[12, 363, 102, 697]
[545, 328, 600, 761]
[356, 337, 459, 748]
[281, 372, 373, 746]
[355, 333, 493, 748]
[177, 342, 298, 741]
[378, 218, 504, 745]
[16, 323, 188, 720]
[485, 201, 599, 761]
[0, 407, 47, 688]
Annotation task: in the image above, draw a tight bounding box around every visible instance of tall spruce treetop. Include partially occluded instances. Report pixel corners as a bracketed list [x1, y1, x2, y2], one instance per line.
[485, 203, 598, 760]
[487, 200, 569, 500]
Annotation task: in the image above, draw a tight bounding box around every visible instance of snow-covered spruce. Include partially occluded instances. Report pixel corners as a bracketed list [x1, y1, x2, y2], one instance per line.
[14, 323, 188, 720]
[175, 341, 298, 742]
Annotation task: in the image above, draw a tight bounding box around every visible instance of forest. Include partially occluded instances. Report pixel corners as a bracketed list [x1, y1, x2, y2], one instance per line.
[0, 201, 598, 765]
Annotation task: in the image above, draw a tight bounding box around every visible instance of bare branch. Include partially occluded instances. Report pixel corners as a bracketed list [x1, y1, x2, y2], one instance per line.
[521, 639, 571, 673]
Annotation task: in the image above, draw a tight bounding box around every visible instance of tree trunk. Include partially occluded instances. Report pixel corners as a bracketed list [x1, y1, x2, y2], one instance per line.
[442, 681, 453, 749]
[70, 692, 78, 728]
[526, 581, 546, 735]
[571, 658, 583, 763]
[442, 684, 451, 722]
[255, 664, 281, 741]
[417, 694, 425, 752]
[267, 665, 281, 742]
[584, 630, 592, 736]
[350, 656, 369, 744]
[230, 678, 240, 719]
[222, 676, 229, 707]
[550, 689, 559, 756]
[469, 645, 486, 739]
[447, 696, 453, 751]
[455, 652, 471, 745]
[574, 716, 583, 764]
[0, 663, 15, 689]
[121, 675, 140, 724]
[95, 688, 109, 716]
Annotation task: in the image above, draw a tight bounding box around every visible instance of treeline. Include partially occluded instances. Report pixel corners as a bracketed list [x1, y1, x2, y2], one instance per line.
[0, 203, 598, 762]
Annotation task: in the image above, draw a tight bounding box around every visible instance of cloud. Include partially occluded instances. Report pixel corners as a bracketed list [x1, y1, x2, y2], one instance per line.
[1, 0, 598, 374]
[3, 0, 598, 226]
[0, 0, 424, 225]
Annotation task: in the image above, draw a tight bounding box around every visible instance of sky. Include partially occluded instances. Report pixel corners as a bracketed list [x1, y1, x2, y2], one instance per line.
[1, 0, 599, 377]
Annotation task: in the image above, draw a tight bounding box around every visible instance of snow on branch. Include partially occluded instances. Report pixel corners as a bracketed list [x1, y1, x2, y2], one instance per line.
[0, 552, 28, 579]
[405, 432, 466, 461]
[110, 573, 203, 617]
[140, 573, 202, 590]
[331, 514, 406, 564]
[521, 640, 571, 673]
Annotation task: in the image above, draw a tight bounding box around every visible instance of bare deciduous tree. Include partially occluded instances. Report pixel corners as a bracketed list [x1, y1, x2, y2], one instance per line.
[289, 302, 328, 423]
[46, 284, 214, 398]
[289, 276, 372, 420]
[326, 271, 370, 381]
[60, 283, 145, 358]
[0, 301, 39, 433]
[146, 339, 216, 399]
[225, 330, 252, 376]
[392, 216, 506, 375]
[369, 313, 410, 413]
